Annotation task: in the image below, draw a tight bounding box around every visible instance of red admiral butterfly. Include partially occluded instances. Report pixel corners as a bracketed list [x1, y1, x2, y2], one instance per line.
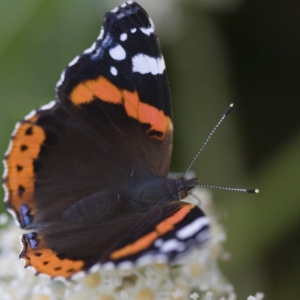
[3, 1, 210, 279]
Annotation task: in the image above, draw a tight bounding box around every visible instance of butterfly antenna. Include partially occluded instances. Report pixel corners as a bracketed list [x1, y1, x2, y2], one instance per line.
[184, 103, 260, 194]
[184, 103, 234, 177]
[195, 184, 259, 194]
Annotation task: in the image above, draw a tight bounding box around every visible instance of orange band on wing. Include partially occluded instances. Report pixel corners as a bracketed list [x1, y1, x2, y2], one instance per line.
[4, 115, 46, 215]
[71, 77, 122, 104]
[110, 204, 194, 260]
[20, 234, 84, 278]
[70, 76, 172, 139]
[155, 205, 193, 235]
[123, 90, 170, 136]
[110, 231, 159, 260]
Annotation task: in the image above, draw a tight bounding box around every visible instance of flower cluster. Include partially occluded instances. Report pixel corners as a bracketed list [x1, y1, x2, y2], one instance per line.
[0, 188, 264, 300]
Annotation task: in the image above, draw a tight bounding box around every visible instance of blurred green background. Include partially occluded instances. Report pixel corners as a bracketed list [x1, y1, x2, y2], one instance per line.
[0, 0, 299, 298]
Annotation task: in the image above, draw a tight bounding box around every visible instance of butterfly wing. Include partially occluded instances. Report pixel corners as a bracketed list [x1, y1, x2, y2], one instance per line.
[20, 201, 209, 278]
[3, 2, 172, 228]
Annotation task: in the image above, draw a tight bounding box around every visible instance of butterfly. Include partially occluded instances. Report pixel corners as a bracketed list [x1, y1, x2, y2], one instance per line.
[3, 1, 209, 279]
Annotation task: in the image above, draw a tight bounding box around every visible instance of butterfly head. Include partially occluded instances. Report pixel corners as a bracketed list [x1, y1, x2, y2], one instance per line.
[168, 177, 199, 201]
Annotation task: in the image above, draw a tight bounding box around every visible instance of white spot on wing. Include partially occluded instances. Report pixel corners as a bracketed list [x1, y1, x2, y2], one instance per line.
[159, 239, 185, 253]
[140, 26, 154, 36]
[127, 0, 134, 4]
[68, 55, 80, 67]
[118, 261, 133, 270]
[89, 264, 100, 274]
[136, 254, 167, 267]
[98, 26, 104, 40]
[131, 28, 137, 33]
[3, 181, 9, 203]
[121, 3, 127, 8]
[111, 6, 119, 13]
[110, 66, 118, 76]
[196, 228, 210, 243]
[140, 18, 155, 36]
[11, 121, 21, 137]
[38, 100, 56, 111]
[56, 70, 66, 88]
[24, 109, 37, 120]
[154, 238, 163, 247]
[83, 42, 97, 55]
[109, 44, 126, 61]
[2, 178, 10, 202]
[4, 137, 14, 158]
[136, 254, 154, 266]
[176, 217, 210, 240]
[120, 33, 127, 41]
[132, 54, 165, 75]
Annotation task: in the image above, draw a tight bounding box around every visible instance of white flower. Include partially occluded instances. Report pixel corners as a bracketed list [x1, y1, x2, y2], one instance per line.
[247, 293, 265, 300]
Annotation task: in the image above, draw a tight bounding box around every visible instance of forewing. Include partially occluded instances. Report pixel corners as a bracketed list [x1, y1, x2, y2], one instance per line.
[3, 2, 173, 228]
